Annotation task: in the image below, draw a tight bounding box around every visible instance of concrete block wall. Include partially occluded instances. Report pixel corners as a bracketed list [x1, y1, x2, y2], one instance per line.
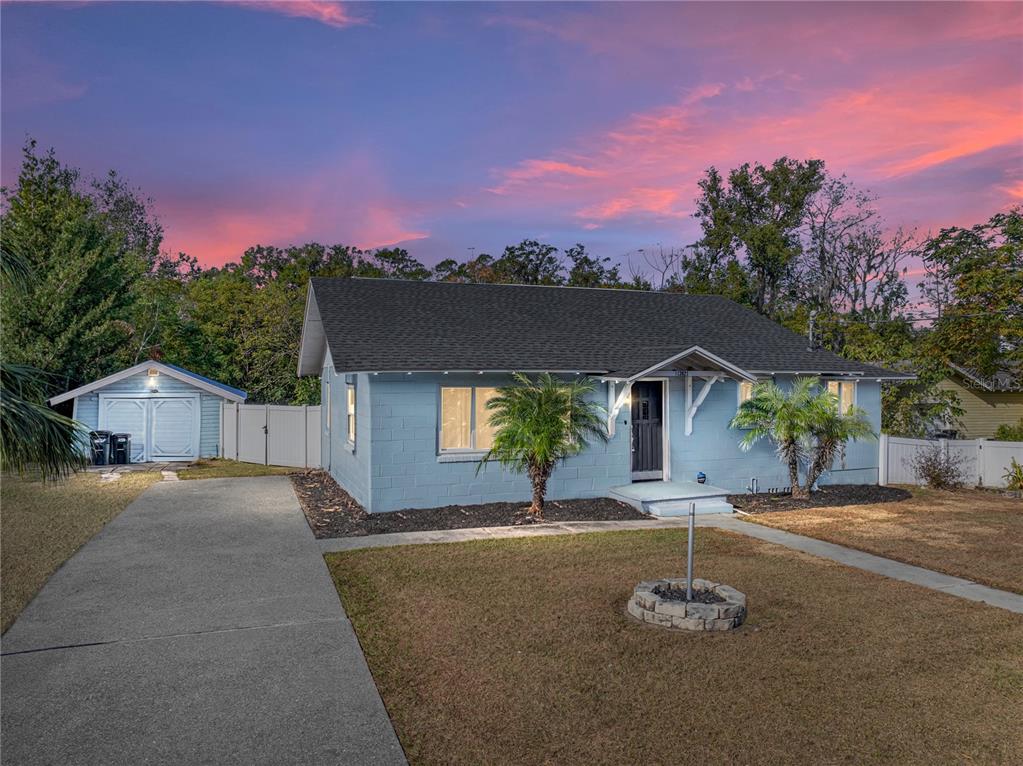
[322, 354, 372, 508]
[365, 373, 631, 513]
[320, 366, 884, 512]
[669, 376, 881, 493]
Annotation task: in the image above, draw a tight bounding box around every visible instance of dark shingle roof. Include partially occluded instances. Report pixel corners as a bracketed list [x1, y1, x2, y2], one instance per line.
[309, 278, 908, 379]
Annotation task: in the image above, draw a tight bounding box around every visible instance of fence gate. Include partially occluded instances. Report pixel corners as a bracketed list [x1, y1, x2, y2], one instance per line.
[221, 403, 321, 468]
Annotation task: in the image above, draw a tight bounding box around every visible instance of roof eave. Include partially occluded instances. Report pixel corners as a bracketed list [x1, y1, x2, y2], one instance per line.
[48, 361, 247, 405]
[297, 283, 328, 377]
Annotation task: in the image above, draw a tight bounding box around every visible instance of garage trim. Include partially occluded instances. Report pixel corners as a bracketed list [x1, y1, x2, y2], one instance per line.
[98, 393, 201, 462]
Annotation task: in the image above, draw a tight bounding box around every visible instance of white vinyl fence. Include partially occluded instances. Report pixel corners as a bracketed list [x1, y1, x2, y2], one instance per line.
[879, 434, 1022, 488]
[220, 403, 320, 468]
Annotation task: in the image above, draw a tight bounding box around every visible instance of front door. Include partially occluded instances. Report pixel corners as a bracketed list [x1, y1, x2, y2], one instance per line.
[631, 381, 663, 480]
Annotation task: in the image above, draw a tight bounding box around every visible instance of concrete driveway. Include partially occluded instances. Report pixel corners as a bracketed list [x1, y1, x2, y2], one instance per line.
[1, 476, 406, 765]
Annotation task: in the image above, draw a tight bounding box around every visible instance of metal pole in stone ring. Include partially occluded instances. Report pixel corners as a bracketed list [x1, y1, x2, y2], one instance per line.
[686, 501, 696, 602]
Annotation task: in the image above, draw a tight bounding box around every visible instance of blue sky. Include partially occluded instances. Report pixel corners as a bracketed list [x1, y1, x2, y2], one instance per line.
[2, 1, 1021, 270]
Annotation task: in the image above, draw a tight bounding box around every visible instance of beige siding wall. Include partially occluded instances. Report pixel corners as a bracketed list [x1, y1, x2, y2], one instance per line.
[938, 378, 1023, 438]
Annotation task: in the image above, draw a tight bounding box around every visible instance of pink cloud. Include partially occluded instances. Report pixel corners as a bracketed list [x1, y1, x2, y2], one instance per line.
[576, 188, 683, 222]
[228, 1, 366, 29]
[488, 158, 604, 194]
[487, 50, 1022, 232]
[158, 152, 429, 265]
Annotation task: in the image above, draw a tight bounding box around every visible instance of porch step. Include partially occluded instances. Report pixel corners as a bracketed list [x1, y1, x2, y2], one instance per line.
[644, 499, 734, 517]
[608, 480, 734, 517]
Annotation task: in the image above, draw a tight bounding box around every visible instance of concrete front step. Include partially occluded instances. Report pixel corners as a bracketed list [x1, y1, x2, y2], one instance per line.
[608, 480, 734, 517]
[645, 498, 734, 517]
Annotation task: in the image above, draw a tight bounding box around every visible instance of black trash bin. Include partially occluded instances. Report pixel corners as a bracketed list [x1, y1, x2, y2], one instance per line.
[89, 430, 113, 466]
[110, 433, 132, 464]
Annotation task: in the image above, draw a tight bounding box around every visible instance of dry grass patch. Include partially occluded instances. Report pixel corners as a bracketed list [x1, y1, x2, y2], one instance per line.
[1, 471, 160, 632]
[751, 488, 1023, 593]
[177, 458, 295, 480]
[327, 529, 1023, 766]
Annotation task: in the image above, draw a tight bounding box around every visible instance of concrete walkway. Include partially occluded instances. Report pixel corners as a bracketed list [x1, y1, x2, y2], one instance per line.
[321, 515, 1023, 615]
[1, 477, 406, 766]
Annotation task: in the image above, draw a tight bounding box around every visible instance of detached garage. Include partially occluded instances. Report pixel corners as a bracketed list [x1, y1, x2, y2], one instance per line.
[49, 361, 247, 462]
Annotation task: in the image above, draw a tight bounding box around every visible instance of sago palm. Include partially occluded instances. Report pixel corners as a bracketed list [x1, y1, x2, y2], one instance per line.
[479, 373, 608, 518]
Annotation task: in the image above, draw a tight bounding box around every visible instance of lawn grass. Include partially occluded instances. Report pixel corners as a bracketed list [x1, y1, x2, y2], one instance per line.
[1, 471, 160, 633]
[749, 488, 1023, 594]
[177, 458, 296, 480]
[327, 529, 1023, 765]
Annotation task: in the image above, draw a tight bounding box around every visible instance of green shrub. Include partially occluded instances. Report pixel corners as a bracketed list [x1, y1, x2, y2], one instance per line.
[993, 419, 1023, 442]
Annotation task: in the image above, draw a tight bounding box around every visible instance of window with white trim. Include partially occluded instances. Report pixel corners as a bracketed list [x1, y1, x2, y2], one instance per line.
[827, 380, 856, 413]
[737, 380, 755, 406]
[440, 386, 498, 451]
[346, 383, 356, 445]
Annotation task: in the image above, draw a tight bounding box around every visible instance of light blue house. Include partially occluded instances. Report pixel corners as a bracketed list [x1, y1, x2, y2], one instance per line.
[298, 279, 907, 514]
[49, 361, 246, 462]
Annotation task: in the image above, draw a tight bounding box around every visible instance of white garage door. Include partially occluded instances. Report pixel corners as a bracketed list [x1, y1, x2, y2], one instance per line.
[99, 395, 200, 462]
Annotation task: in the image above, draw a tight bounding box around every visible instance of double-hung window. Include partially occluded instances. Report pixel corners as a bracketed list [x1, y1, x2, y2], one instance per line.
[346, 383, 356, 446]
[827, 380, 856, 413]
[439, 386, 498, 452]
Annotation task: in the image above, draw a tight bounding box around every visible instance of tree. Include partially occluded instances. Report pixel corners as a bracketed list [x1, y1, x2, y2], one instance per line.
[694, 158, 825, 316]
[918, 209, 1022, 379]
[0, 241, 86, 478]
[493, 240, 565, 285]
[729, 377, 874, 499]
[0, 141, 159, 392]
[478, 373, 608, 518]
[564, 244, 623, 287]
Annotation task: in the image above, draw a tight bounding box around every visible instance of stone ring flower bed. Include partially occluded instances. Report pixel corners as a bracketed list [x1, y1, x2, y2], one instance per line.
[627, 578, 747, 631]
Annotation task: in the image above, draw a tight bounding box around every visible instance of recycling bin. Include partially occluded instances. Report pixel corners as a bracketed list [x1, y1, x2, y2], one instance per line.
[89, 430, 113, 466]
[110, 433, 132, 464]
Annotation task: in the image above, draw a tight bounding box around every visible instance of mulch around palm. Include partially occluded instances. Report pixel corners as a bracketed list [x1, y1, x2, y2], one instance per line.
[291, 471, 648, 538]
[327, 528, 1023, 765]
[727, 483, 911, 514]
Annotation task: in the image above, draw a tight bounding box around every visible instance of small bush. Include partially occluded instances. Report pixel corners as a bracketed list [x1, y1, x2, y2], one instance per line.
[1004, 458, 1023, 491]
[904, 445, 968, 489]
[993, 419, 1023, 442]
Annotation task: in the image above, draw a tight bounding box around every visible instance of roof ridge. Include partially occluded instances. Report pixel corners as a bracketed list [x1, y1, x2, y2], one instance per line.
[315, 276, 728, 299]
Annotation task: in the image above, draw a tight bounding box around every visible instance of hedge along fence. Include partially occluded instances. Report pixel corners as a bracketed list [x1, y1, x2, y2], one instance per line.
[879, 434, 1022, 488]
[220, 403, 321, 468]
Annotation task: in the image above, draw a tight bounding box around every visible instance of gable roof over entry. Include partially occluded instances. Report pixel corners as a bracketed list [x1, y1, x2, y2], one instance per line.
[299, 278, 911, 380]
[48, 361, 247, 406]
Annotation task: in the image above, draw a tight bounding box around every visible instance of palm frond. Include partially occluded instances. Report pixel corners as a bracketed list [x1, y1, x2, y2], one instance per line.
[1, 362, 87, 479]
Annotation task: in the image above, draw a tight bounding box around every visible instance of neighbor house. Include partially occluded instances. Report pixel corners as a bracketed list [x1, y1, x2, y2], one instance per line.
[936, 364, 1023, 438]
[49, 361, 246, 462]
[297, 279, 908, 514]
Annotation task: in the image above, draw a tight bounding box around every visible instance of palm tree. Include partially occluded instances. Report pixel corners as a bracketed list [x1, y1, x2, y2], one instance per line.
[479, 373, 608, 518]
[1, 240, 87, 478]
[803, 392, 874, 492]
[730, 377, 874, 499]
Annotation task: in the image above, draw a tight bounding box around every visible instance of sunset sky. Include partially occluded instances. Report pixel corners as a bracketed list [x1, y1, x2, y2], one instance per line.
[2, 1, 1021, 271]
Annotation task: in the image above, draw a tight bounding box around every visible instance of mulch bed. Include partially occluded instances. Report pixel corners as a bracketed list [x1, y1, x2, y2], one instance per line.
[726, 483, 912, 514]
[291, 470, 649, 539]
[653, 586, 725, 604]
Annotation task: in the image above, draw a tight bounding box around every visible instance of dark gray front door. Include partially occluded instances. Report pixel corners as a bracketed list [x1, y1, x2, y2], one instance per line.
[631, 381, 663, 480]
